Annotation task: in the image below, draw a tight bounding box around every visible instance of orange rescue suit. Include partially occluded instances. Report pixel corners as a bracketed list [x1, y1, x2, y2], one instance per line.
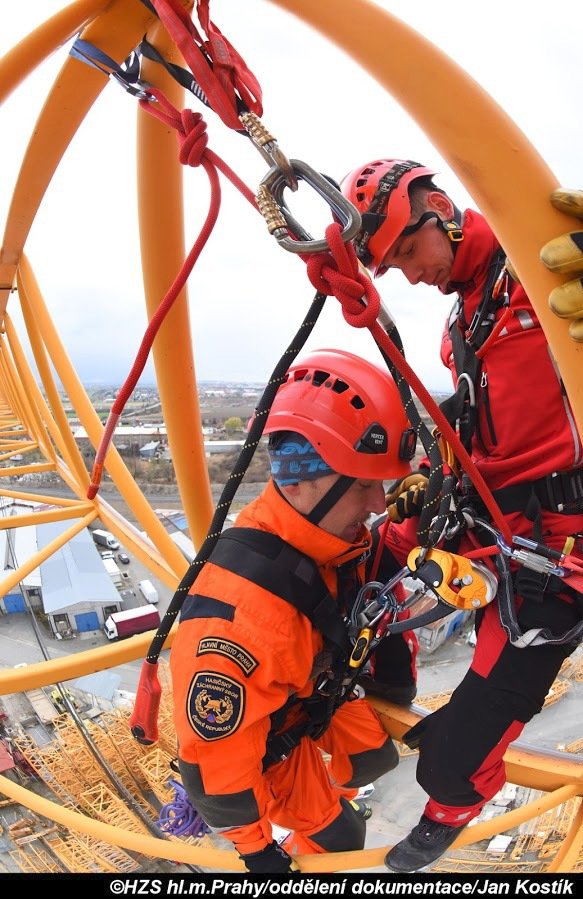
[170, 481, 392, 854]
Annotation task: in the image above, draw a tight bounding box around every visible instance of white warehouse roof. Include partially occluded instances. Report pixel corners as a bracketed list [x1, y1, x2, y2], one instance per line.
[37, 521, 120, 614]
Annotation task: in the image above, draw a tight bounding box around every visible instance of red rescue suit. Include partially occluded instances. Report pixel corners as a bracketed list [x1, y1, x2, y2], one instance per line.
[385, 209, 583, 826]
[171, 481, 403, 856]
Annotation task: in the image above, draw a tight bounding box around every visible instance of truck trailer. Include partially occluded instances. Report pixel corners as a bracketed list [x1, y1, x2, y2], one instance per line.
[103, 606, 160, 640]
[102, 557, 123, 589]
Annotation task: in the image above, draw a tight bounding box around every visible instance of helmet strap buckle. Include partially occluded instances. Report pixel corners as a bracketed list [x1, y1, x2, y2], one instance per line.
[444, 221, 464, 242]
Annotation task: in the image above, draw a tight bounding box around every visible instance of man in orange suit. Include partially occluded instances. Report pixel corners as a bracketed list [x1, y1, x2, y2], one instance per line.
[170, 348, 418, 873]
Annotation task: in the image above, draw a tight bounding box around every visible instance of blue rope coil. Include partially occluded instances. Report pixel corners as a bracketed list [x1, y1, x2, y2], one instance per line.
[158, 779, 211, 838]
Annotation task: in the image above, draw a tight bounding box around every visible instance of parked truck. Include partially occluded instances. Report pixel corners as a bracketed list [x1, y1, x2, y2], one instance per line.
[138, 579, 159, 604]
[92, 528, 120, 550]
[102, 557, 123, 589]
[103, 606, 160, 640]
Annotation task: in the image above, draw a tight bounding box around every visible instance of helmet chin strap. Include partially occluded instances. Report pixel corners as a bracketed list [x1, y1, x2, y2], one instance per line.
[305, 475, 356, 526]
[401, 204, 464, 246]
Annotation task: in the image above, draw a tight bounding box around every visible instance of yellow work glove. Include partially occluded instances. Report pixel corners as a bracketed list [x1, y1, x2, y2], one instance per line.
[385, 472, 428, 523]
[541, 188, 583, 342]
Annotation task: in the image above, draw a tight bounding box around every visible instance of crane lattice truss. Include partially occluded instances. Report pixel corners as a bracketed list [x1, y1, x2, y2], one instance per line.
[511, 794, 583, 864]
[433, 849, 544, 874]
[10, 844, 63, 874]
[98, 710, 157, 792]
[69, 833, 140, 873]
[80, 783, 150, 836]
[10, 715, 160, 872]
[565, 738, 583, 755]
[41, 833, 118, 873]
[13, 732, 93, 805]
[0, 0, 583, 874]
[137, 747, 175, 807]
[559, 649, 583, 683]
[9, 827, 139, 874]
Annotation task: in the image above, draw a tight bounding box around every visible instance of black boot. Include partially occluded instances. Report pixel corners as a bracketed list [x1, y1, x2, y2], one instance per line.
[385, 814, 466, 872]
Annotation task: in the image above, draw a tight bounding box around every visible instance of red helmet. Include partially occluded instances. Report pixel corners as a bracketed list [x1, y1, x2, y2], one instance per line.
[264, 349, 415, 480]
[341, 159, 437, 277]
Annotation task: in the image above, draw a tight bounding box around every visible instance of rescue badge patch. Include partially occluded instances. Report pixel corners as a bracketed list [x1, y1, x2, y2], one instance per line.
[187, 671, 245, 741]
[196, 637, 258, 677]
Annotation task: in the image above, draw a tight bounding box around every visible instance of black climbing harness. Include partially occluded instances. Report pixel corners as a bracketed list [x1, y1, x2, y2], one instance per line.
[439, 248, 509, 454]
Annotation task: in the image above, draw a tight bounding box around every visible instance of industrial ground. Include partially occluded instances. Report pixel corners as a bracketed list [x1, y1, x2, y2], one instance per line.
[0, 491, 582, 874]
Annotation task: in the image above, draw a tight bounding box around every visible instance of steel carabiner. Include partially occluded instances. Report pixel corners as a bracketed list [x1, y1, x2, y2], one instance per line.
[258, 159, 362, 255]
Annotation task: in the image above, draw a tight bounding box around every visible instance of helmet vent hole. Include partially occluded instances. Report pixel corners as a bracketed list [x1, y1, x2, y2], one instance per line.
[331, 379, 349, 394]
[292, 368, 308, 381]
[312, 369, 330, 387]
[350, 395, 365, 410]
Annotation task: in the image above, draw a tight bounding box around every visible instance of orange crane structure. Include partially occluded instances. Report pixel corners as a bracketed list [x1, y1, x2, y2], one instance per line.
[0, 0, 582, 874]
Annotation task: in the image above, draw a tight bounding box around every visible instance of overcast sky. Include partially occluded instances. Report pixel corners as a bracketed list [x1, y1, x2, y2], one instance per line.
[2, 0, 582, 391]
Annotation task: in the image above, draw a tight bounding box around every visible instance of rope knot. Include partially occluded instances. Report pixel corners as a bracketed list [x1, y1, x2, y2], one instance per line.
[178, 109, 209, 167]
[304, 223, 380, 328]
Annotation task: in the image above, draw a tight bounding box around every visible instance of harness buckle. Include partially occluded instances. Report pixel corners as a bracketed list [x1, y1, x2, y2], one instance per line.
[432, 427, 460, 476]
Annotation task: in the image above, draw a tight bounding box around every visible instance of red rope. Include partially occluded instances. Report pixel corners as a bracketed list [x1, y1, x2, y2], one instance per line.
[306, 222, 513, 545]
[87, 93, 256, 499]
[301, 225, 380, 329]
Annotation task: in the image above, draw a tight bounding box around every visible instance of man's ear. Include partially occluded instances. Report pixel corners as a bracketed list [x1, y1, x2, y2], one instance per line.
[427, 190, 455, 219]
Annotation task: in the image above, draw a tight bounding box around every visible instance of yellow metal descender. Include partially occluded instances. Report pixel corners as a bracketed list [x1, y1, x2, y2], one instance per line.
[407, 547, 498, 611]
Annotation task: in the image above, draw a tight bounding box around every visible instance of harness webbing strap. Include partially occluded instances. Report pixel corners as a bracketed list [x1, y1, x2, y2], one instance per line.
[492, 470, 583, 516]
[146, 0, 263, 130]
[439, 248, 508, 452]
[139, 38, 212, 109]
[206, 527, 358, 769]
[439, 326, 481, 453]
[462, 468, 583, 518]
[209, 529, 349, 656]
[496, 556, 583, 648]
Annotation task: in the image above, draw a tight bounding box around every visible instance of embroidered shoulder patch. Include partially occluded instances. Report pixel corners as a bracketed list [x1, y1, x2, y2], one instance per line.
[196, 637, 259, 677]
[187, 671, 245, 741]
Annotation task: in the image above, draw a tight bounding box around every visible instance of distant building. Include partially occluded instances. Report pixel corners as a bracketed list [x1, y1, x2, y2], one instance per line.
[71, 425, 242, 457]
[139, 440, 161, 460]
[36, 522, 122, 637]
[205, 440, 245, 456]
[0, 503, 121, 637]
[0, 500, 41, 614]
